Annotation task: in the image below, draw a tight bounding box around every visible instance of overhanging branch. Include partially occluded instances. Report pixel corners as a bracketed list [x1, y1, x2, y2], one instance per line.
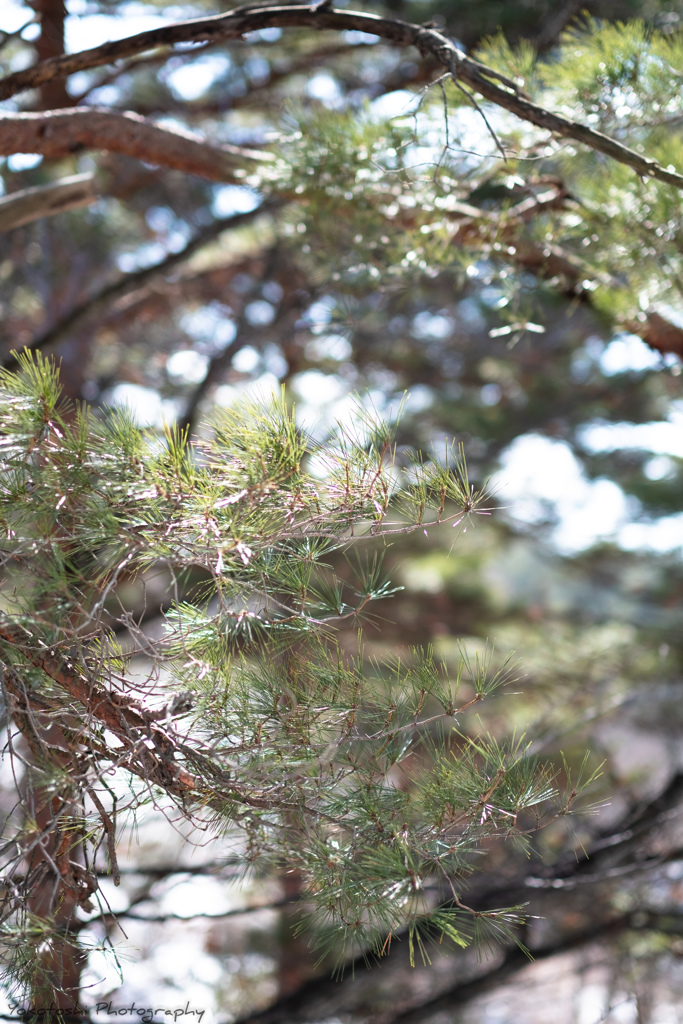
[1, 5, 682, 190]
[0, 107, 272, 182]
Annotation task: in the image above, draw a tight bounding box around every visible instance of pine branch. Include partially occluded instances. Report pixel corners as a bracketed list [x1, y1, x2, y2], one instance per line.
[0, 621, 197, 798]
[0, 621, 339, 820]
[0, 362, 597, 987]
[0, 107, 273, 182]
[1, 6, 682, 189]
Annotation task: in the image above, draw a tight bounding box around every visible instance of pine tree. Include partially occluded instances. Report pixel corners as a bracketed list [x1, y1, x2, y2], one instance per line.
[2, 0, 683, 1017]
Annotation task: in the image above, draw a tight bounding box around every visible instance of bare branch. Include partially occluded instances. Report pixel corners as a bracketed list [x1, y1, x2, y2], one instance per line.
[0, 5, 399, 98]
[86, 787, 120, 887]
[0, 173, 98, 233]
[0, 107, 272, 182]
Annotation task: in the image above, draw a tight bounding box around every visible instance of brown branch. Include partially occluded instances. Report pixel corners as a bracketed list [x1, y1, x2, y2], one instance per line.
[2, 667, 100, 914]
[86, 787, 120, 887]
[0, 5, 392, 98]
[0, 173, 98, 233]
[1, 6, 682, 190]
[0, 621, 159, 736]
[0, 620, 196, 798]
[632, 310, 683, 358]
[0, 107, 272, 182]
[0, 618, 331, 822]
[31, 0, 70, 110]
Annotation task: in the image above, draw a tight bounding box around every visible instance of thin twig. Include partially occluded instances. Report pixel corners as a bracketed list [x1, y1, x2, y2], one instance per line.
[86, 787, 120, 887]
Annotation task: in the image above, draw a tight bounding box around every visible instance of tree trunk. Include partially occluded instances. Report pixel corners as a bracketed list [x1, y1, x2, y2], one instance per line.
[29, 0, 71, 110]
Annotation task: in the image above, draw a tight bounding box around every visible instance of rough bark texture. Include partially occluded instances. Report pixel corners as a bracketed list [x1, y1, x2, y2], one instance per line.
[0, 108, 269, 182]
[28, 0, 70, 109]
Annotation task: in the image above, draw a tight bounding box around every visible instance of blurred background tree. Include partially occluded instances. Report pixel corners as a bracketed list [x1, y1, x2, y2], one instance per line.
[2, 0, 683, 1020]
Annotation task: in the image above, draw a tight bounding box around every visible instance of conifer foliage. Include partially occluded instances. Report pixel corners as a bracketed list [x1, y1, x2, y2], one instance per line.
[0, 353, 585, 1002]
[0, 350, 585, 999]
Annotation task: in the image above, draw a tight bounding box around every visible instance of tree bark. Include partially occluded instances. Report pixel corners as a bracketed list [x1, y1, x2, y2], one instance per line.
[0, 174, 97, 233]
[28, 0, 71, 109]
[0, 108, 270, 182]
